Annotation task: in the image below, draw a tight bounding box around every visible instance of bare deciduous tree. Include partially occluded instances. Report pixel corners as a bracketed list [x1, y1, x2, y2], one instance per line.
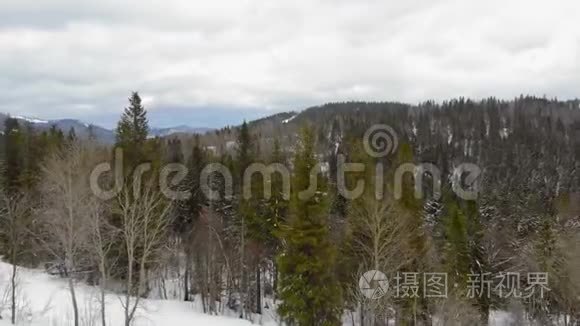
[117, 182, 171, 326]
[39, 142, 96, 326]
[348, 194, 413, 326]
[87, 198, 118, 326]
[0, 192, 30, 324]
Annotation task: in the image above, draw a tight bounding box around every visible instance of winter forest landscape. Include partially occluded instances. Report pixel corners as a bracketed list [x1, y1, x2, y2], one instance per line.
[1, 1, 580, 326]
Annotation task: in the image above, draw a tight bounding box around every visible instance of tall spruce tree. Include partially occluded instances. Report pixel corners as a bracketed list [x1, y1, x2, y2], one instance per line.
[235, 120, 256, 315]
[19, 124, 44, 191]
[264, 139, 288, 295]
[236, 121, 252, 184]
[67, 127, 77, 144]
[116, 92, 149, 167]
[48, 125, 65, 151]
[392, 142, 431, 325]
[3, 117, 23, 195]
[277, 127, 343, 325]
[176, 138, 206, 301]
[442, 198, 470, 285]
[109, 91, 153, 290]
[465, 200, 491, 323]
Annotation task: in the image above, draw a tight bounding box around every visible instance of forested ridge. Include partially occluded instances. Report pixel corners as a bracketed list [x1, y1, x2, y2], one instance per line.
[0, 94, 579, 325]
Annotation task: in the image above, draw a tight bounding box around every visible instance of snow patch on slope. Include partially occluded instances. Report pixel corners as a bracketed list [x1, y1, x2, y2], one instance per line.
[0, 261, 252, 326]
[282, 115, 297, 124]
[0, 261, 531, 326]
[13, 116, 49, 124]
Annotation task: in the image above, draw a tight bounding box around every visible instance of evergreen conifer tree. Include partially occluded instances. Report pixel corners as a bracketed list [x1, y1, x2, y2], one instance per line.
[277, 127, 343, 325]
[116, 92, 149, 167]
[3, 118, 23, 195]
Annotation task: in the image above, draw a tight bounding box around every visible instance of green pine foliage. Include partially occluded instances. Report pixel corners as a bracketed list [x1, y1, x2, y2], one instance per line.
[277, 127, 343, 325]
[442, 198, 471, 285]
[115, 91, 149, 167]
[263, 138, 289, 250]
[2, 118, 23, 194]
[391, 142, 431, 325]
[177, 138, 206, 232]
[0, 96, 578, 324]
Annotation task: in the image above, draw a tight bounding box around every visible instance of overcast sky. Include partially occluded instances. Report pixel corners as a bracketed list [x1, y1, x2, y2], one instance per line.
[1, 0, 579, 128]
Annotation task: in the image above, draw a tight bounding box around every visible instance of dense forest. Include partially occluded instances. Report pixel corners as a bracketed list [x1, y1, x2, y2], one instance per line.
[0, 93, 579, 325]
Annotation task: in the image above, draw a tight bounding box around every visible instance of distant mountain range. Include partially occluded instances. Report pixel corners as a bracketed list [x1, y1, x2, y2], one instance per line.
[148, 125, 214, 138]
[0, 113, 212, 143]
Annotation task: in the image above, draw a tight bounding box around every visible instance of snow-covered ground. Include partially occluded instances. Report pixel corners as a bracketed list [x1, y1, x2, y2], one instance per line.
[0, 261, 532, 325]
[0, 262, 253, 326]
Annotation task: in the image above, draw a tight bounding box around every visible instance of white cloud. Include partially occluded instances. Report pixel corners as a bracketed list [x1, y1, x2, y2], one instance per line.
[0, 0, 579, 127]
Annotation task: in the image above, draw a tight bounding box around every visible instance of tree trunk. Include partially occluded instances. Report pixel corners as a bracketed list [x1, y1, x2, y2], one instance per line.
[99, 263, 107, 326]
[67, 275, 80, 326]
[480, 307, 489, 326]
[256, 264, 261, 314]
[184, 245, 191, 301]
[240, 215, 245, 319]
[100, 284, 106, 326]
[209, 230, 219, 315]
[273, 261, 278, 301]
[124, 256, 133, 326]
[360, 301, 364, 326]
[11, 256, 16, 325]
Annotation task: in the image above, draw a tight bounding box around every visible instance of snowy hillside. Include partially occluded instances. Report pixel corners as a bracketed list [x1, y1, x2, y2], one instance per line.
[0, 262, 252, 326]
[0, 261, 528, 326]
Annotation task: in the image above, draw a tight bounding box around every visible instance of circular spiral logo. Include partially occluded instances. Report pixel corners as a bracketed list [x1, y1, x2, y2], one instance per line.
[363, 124, 399, 157]
[359, 270, 389, 299]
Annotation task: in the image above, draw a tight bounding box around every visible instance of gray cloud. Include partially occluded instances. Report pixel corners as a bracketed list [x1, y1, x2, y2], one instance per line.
[1, 0, 579, 128]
